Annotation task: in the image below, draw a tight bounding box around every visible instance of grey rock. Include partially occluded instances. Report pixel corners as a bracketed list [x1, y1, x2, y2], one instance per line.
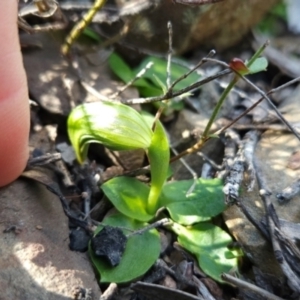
[0, 179, 101, 300]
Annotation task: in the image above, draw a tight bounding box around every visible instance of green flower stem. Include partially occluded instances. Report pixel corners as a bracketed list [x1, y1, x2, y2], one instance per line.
[202, 79, 237, 139]
[201, 42, 268, 139]
[147, 120, 170, 214]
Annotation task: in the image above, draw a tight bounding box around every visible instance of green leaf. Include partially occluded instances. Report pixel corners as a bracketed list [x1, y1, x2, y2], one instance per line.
[247, 57, 268, 74]
[108, 53, 201, 104]
[158, 178, 225, 225]
[101, 177, 154, 222]
[82, 27, 102, 42]
[152, 74, 167, 94]
[108, 53, 154, 90]
[135, 56, 201, 92]
[171, 222, 238, 282]
[136, 85, 163, 97]
[108, 52, 134, 83]
[89, 213, 160, 283]
[67, 101, 153, 163]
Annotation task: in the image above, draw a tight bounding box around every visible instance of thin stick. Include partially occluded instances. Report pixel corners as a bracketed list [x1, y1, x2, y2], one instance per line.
[61, 0, 107, 55]
[170, 49, 216, 91]
[123, 69, 231, 104]
[221, 273, 285, 300]
[153, 21, 173, 125]
[200, 43, 268, 139]
[126, 218, 171, 238]
[170, 65, 300, 163]
[204, 57, 300, 141]
[92, 218, 169, 238]
[254, 158, 300, 293]
[247, 40, 270, 66]
[166, 21, 173, 91]
[236, 72, 300, 141]
[100, 283, 118, 300]
[112, 62, 154, 98]
[216, 75, 300, 136]
[171, 146, 198, 196]
[27, 152, 62, 166]
[197, 152, 222, 170]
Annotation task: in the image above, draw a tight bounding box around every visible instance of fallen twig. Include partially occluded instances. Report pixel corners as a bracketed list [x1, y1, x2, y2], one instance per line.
[221, 273, 285, 300]
[276, 178, 300, 204]
[100, 283, 118, 300]
[223, 131, 259, 204]
[254, 158, 300, 293]
[204, 57, 300, 141]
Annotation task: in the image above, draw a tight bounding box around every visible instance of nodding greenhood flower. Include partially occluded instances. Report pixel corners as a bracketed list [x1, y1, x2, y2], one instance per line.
[68, 101, 153, 164]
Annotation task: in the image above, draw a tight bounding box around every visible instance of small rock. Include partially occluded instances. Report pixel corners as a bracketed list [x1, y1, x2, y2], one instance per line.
[91, 226, 127, 267]
[69, 228, 91, 253]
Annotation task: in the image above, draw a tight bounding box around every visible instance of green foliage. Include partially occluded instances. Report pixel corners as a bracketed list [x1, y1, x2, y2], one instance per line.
[247, 57, 268, 74]
[89, 213, 160, 283]
[108, 52, 136, 84]
[171, 222, 238, 282]
[256, 1, 287, 35]
[68, 103, 169, 214]
[68, 99, 237, 284]
[159, 178, 225, 225]
[143, 113, 170, 214]
[230, 57, 268, 76]
[109, 53, 201, 98]
[67, 49, 273, 284]
[82, 27, 102, 42]
[102, 177, 154, 222]
[134, 56, 201, 93]
[67, 101, 152, 163]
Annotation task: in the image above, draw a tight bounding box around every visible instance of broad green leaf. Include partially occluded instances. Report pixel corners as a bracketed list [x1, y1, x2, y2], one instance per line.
[142, 113, 170, 214]
[158, 178, 225, 225]
[247, 57, 268, 74]
[89, 213, 160, 283]
[67, 101, 152, 163]
[171, 222, 238, 282]
[135, 56, 201, 92]
[101, 177, 154, 222]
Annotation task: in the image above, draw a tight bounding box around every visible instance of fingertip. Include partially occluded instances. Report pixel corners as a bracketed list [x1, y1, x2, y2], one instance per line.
[0, 88, 29, 187]
[0, 2, 30, 186]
